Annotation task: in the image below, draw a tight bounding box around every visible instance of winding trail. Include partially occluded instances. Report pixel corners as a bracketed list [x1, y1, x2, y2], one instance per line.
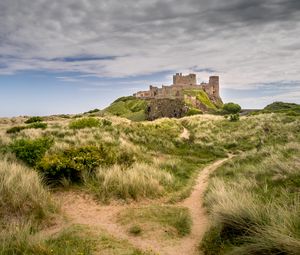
[54, 156, 232, 255]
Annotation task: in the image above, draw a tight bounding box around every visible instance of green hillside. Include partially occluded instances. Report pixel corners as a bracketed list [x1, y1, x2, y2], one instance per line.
[263, 101, 300, 114]
[183, 89, 223, 115]
[103, 96, 148, 121]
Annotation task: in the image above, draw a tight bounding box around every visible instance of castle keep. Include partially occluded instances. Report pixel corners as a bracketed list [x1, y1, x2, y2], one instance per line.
[133, 73, 220, 100]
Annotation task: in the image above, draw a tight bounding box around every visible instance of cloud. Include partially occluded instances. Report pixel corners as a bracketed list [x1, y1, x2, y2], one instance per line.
[0, 0, 300, 91]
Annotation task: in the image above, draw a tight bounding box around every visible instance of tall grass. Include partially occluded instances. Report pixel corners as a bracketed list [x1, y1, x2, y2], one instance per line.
[201, 143, 300, 254]
[84, 162, 174, 202]
[0, 159, 57, 224]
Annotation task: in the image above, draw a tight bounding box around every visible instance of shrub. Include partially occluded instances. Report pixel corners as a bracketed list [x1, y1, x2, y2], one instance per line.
[129, 225, 142, 236]
[9, 137, 53, 166]
[25, 116, 43, 124]
[186, 108, 203, 116]
[27, 122, 47, 129]
[84, 108, 100, 114]
[69, 117, 100, 129]
[6, 126, 27, 134]
[37, 145, 115, 182]
[223, 103, 241, 114]
[101, 119, 112, 126]
[229, 114, 240, 122]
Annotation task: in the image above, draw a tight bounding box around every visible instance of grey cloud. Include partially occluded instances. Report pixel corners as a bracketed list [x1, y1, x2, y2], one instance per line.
[0, 0, 300, 89]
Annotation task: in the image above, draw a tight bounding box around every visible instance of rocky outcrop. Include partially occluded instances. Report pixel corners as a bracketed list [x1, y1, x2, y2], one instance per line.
[146, 98, 188, 120]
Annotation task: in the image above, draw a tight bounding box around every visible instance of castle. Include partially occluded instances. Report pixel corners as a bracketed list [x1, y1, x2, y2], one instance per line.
[133, 73, 220, 100]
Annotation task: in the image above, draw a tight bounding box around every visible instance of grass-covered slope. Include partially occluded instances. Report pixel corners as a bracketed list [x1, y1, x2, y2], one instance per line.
[263, 101, 300, 115]
[183, 89, 223, 114]
[103, 96, 148, 121]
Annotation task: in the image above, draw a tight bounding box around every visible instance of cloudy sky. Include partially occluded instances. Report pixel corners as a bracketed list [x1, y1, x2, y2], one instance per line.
[0, 0, 300, 116]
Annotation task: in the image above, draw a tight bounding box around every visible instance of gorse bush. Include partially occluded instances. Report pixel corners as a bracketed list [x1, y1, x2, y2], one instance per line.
[9, 137, 53, 166]
[0, 159, 56, 223]
[25, 116, 43, 124]
[69, 117, 100, 129]
[6, 122, 47, 134]
[27, 122, 47, 129]
[38, 145, 115, 182]
[6, 126, 27, 134]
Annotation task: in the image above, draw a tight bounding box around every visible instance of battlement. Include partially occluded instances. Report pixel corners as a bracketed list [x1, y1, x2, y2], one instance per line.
[134, 73, 220, 101]
[173, 73, 197, 86]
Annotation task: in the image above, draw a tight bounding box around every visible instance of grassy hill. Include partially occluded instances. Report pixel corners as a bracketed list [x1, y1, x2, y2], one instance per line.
[0, 109, 299, 254]
[102, 89, 223, 121]
[103, 96, 148, 121]
[263, 101, 300, 115]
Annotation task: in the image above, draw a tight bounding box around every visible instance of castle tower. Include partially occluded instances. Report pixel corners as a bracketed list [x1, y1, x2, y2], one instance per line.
[173, 73, 196, 86]
[209, 76, 220, 97]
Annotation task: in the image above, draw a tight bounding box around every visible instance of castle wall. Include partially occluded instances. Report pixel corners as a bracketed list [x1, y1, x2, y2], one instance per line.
[173, 73, 196, 86]
[134, 74, 220, 100]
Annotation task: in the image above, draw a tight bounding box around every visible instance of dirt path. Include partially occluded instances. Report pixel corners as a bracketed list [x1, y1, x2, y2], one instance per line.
[165, 157, 232, 255]
[55, 157, 231, 255]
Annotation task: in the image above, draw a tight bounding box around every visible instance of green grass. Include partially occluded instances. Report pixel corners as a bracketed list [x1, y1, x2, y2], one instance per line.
[184, 89, 218, 110]
[0, 159, 57, 225]
[104, 96, 148, 121]
[200, 143, 300, 254]
[69, 117, 101, 129]
[118, 205, 192, 237]
[84, 163, 174, 202]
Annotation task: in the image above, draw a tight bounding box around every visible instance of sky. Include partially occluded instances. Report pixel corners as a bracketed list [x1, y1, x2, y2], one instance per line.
[0, 0, 300, 116]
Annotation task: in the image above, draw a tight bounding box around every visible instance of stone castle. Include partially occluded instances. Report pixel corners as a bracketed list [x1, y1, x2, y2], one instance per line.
[133, 73, 220, 100]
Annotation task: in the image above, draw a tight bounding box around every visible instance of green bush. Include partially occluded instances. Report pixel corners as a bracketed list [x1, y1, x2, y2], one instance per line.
[223, 103, 241, 114]
[186, 108, 203, 116]
[6, 126, 27, 134]
[84, 108, 100, 114]
[69, 117, 100, 129]
[229, 114, 240, 122]
[37, 145, 115, 182]
[9, 137, 53, 166]
[101, 119, 112, 126]
[28, 122, 47, 129]
[129, 225, 142, 236]
[25, 116, 43, 124]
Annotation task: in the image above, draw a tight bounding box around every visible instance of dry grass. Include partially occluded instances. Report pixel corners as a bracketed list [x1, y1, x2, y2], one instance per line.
[84, 162, 174, 202]
[0, 159, 57, 224]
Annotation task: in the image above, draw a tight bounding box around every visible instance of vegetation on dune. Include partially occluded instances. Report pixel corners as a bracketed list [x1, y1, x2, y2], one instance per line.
[25, 116, 43, 124]
[264, 101, 300, 113]
[0, 159, 57, 224]
[201, 143, 300, 254]
[118, 205, 192, 237]
[1, 105, 300, 254]
[104, 96, 148, 121]
[9, 137, 53, 166]
[69, 117, 101, 129]
[84, 163, 174, 202]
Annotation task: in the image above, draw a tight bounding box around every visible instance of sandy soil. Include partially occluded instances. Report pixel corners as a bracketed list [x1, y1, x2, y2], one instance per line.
[53, 157, 231, 255]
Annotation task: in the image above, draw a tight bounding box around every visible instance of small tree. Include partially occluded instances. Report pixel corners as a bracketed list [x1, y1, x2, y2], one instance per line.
[223, 103, 241, 114]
